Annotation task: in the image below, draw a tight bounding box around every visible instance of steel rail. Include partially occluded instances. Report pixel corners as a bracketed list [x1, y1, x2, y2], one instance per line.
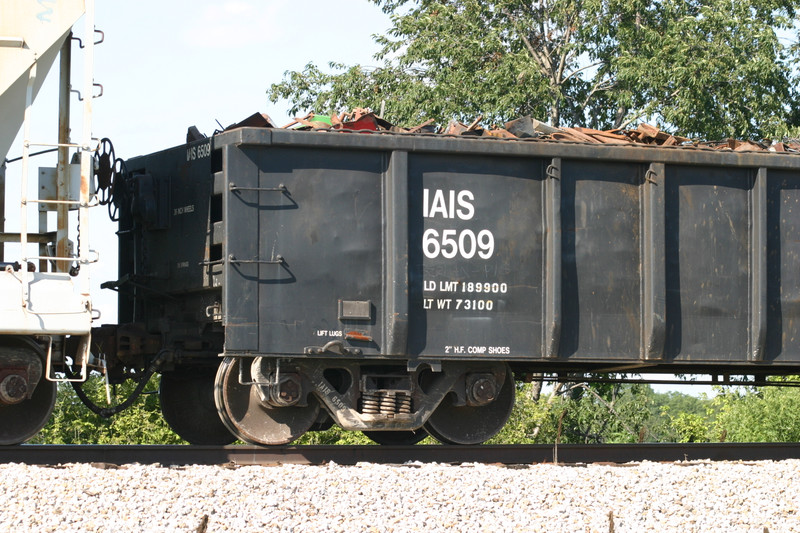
[1, 443, 798, 466]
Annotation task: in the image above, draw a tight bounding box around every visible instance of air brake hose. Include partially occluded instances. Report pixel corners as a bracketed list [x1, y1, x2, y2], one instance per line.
[68, 350, 169, 418]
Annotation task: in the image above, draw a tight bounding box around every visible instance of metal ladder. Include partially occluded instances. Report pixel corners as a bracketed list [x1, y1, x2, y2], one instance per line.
[10, 0, 100, 382]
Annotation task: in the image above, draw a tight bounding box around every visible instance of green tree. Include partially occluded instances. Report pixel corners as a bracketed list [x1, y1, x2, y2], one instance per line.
[610, 0, 800, 138]
[487, 383, 563, 444]
[711, 379, 800, 442]
[31, 375, 184, 445]
[648, 391, 715, 442]
[659, 408, 711, 443]
[268, 0, 800, 139]
[559, 381, 654, 443]
[487, 380, 659, 444]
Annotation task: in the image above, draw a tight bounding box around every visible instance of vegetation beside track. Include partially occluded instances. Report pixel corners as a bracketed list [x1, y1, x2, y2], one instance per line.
[29, 375, 800, 445]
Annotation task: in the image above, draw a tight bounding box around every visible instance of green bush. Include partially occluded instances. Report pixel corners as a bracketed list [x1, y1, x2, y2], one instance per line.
[31, 375, 184, 445]
[711, 378, 800, 442]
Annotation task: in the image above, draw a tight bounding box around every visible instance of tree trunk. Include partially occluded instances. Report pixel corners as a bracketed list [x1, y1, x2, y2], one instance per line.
[529, 382, 563, 440]
[613, 105, 628, 130]
[549, 100, 560, 128]
[528, 374, 543, 402]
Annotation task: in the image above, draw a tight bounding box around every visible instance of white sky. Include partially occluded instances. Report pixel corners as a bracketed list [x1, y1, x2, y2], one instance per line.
[4, 1, 711, 396]
[91, 0, 391, 157]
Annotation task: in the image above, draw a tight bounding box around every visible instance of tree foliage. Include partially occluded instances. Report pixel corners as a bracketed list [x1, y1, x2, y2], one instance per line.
[710, 379, 800, 442]
[31, 375, 184, 445]
[488, 380, 663, 444]
[268, 0, 800, 139]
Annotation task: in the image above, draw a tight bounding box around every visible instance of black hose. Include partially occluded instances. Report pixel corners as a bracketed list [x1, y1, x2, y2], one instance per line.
[4, 147, 59, 164]
[68, 350, 169, 418]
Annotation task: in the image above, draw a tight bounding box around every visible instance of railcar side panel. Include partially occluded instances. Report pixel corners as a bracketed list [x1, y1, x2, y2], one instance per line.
[120, 129, 800, 372]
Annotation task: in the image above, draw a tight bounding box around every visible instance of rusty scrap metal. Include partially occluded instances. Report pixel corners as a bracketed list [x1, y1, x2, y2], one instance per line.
[214, 109, 800, 153]
[406, 118, 435, 133]
[223, 112, 275, 131]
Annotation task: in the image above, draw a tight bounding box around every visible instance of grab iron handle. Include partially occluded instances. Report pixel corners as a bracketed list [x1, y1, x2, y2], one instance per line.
[229, 183, 287, 193]
[228, 254, 284, 265]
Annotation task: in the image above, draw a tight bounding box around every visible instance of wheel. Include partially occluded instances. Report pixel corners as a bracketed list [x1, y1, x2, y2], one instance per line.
[160, 368, 236, 445]
[0, 379, 56, 446]
[424, 366, 515, 445]
[363, 429, 428, 445]
[107, 157, 127, 222]
[94, 138, 115, 205]
[0, 341, 57, 445]
[214, 357, 320, 446]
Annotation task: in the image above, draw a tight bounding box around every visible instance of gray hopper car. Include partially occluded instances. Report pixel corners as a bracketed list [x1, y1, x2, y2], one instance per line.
[97, 126, 800, 445]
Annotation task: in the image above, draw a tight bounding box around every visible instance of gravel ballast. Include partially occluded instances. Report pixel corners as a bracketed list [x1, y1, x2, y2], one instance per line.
[1, 460, 798, 532]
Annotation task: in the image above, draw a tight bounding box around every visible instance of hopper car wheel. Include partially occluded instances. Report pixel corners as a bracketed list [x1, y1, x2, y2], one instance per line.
[423, 365, 515, 445]
[160, 368, 236, 445]
[363, 429, 428, 446]
[0, 342, 57, 446]
[214, 357, 320, 446]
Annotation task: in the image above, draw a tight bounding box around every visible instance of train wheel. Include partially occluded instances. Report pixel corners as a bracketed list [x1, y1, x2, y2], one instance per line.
[424, 366, 515, 445]
[0, 341, 57, 446]
[160, 368, 236, 445]
[363, 429, 428, 446]
[214, 357, 319, 445]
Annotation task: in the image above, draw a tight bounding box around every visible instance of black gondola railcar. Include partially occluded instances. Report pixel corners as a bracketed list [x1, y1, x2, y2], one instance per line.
[96, 126, 800, 445]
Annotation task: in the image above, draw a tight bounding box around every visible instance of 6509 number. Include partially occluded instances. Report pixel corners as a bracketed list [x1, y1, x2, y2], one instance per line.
[423, 228, 495, 260]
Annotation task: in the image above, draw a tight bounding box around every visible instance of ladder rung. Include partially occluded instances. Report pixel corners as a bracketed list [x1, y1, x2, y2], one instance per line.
[24, 252, 99, 264]
[24, 256, 77, 263]
[28, 198, 83, 206]
[24, 141, 85, 149]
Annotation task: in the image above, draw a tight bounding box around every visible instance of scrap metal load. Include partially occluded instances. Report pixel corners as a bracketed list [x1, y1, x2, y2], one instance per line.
[258, 108, 800, 153]
[98, 109, 800, 447]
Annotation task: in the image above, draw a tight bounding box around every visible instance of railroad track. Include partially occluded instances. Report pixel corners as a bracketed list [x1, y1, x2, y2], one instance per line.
[1, 443, 798, 466]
